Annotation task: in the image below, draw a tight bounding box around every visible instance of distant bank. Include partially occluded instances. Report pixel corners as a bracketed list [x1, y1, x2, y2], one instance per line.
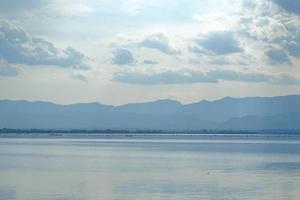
[1, 128, 299, 137]
[1, 94, 300, 130]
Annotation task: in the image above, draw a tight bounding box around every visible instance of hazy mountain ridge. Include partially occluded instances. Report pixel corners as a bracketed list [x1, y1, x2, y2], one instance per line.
[0, 95, 300, 130]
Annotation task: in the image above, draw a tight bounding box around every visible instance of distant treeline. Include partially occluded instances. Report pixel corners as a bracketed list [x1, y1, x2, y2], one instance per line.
[0, 128, 159, 134]
[0, 128, 299, 135]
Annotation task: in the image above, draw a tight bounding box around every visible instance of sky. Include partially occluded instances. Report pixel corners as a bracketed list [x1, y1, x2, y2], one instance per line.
[0, 0, 300, 105]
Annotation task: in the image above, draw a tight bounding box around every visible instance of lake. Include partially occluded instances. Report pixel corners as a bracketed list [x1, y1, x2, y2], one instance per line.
[0, 135, 300, 200]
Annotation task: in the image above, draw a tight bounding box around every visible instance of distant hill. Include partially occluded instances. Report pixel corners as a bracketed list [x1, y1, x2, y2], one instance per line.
[0, 95, 300, 130]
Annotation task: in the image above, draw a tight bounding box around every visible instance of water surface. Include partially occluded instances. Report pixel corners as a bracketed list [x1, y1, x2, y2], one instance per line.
[0, 136, 300, 200]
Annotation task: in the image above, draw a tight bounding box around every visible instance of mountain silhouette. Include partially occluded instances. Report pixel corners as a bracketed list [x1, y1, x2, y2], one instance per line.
[0, 95, 299, 130]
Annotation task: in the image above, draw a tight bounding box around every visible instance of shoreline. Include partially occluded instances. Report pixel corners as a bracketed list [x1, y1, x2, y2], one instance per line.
[1, 132, 300, 140]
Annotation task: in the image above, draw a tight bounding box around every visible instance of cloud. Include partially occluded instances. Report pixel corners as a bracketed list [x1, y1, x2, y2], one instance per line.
[0, 59, 21, 76]
[0, 66, 20, 76]
[0, 0, 43, 13]
[238, 15, 294, 46]
[71, 73, 88, 82]
[242, 0, 257, 9]
[272, 73, 300, 85]
[0, 0, 94, 18]
[208, 54, 253, 66]
[282, 33, 300, 58]
[46, 1, 94, 16]
[209, 70, 300, 85]
[191, 31, 242, 55]
[0, 21, 89, 69]
[238, 1, 300, 61]
[113, 70, 218, 85]
[272, 0, 300, 15]
[139, 33, 178, 55]
[143, 59, 159, 65]
[265, 48, 291, 64]
[207, 70, 270, 82]
[113, 69, 300, 85]
[112, 48, 135, 65]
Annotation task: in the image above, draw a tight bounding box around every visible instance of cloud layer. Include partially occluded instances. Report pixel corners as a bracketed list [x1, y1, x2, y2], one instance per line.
[1, 0, 300, 105]
[0, 21, 89, 69]
[113, 69, 300, 85]
[113, 70, 217, 84]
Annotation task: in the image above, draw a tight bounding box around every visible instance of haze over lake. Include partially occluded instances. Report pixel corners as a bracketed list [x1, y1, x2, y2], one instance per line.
[1, 136, 300, 200]
[1, 0, 300, 199]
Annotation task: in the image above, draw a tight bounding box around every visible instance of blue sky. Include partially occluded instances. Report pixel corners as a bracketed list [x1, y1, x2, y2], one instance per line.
[0, 0, 300, 105]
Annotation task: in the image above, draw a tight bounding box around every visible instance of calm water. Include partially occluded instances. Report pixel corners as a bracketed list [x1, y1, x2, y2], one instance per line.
[0, 136, 300, 200]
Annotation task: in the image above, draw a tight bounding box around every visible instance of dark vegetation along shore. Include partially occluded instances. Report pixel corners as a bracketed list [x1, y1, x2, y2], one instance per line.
[1, 128, 299, 136]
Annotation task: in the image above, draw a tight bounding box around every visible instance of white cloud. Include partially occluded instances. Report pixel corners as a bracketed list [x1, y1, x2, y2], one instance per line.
[0, 21, 89, 69]
[139, 33, 179, 55]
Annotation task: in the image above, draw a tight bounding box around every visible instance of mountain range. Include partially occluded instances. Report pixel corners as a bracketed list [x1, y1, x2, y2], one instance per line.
[0, 95, 300, 130]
